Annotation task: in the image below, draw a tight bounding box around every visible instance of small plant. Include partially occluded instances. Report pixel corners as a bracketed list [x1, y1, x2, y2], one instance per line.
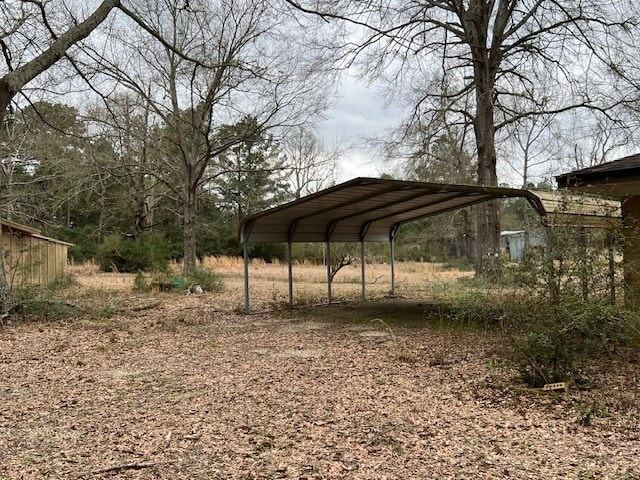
[184, 267, 224, 292]
[132, 270, 150, 292]
[47, 271, 77, 291]
[577, 401, 610, 426]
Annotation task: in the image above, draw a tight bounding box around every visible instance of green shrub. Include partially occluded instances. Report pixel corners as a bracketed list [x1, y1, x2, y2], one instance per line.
[132, 270, 150, 292]
[144, 268, 224, 293]
[510, 300, 640, 387]
[184, 267, 224, 292]
[97, 233, 170, 273]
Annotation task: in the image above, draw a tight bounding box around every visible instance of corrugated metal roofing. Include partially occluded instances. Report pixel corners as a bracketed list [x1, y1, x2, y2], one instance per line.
[239, 178, 548, 243]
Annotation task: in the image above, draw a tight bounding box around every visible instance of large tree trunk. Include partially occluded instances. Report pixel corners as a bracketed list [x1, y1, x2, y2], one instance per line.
[183, 180, 198, 274]
[474, 127, 501, 278]
[472, 60, 501, 279]
[466, 1, 502, 280]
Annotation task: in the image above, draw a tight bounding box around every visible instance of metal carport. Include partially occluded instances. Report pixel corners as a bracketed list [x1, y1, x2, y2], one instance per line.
[238, 177, 559, 312]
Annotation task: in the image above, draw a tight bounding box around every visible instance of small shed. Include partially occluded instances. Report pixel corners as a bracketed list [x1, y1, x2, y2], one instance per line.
[500, 230, 546, 262]
[1, 219, 74, 287]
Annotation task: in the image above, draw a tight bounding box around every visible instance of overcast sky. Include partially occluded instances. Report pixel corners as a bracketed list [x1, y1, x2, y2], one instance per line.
[317, 73, 406, 182]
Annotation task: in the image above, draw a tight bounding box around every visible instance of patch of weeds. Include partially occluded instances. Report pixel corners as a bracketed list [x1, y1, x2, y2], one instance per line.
[13, 287, 78, 321]
[84, 305, 117, 322]
[154, 319, 178, 333]
[509, 300, 640, 387]
[294, 289, 322, 306]
[367, 430, 404, 455]
[396, 353, 420, 364]
[132, 270, 150, 292]
[184, 267, 224, 292]
[441, 258, 475, 272]
[268, 287, 290, 310]
[47, 272, 77, 291]
[148, 268, 224, 293]
[578, 470, 597, 479]
[371, 318, 395, 339]
[53, 341, 70, 353]
[486, 358, 505, 370]
[75, 288, 105, 300]
[428, 352, 456, 367]
[617, 468, 640, 480]
[577, 401, 611, 426]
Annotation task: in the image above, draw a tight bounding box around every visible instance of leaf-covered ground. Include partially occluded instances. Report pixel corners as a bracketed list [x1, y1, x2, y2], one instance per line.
[1, 269, 639, 479]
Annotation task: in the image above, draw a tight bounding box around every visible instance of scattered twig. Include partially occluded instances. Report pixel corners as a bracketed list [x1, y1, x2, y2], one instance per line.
[117, 302, 161, 313]
[370, 318, 396, 341]
[77, 462, 155, 477]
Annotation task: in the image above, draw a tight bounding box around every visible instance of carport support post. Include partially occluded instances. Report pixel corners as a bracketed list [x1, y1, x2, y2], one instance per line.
[390, 225, 399, 296]
[287, 241, 293, 306]
[243, 240, 250, 313]
[326, 241, 332, 304]
[390, 239, 396, 296]
[360, 240, 366, 301]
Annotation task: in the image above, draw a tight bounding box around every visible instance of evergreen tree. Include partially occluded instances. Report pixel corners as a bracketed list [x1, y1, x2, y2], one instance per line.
[213, 117, 291, 224]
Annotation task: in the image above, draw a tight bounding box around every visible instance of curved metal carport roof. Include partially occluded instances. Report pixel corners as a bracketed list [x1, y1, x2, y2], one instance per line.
[239, 177, 547, 244]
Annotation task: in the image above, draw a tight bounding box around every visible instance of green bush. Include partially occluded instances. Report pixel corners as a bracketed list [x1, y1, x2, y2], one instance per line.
[97, 233, 170, 273]
[143, 268, 224, 293]
[132, 270, 150, 292]
[184, 268, 224, 292]
[510, 300, 640, 387]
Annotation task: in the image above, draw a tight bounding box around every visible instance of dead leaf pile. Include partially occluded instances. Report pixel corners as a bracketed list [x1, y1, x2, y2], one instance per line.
[0, 276, 639, 479]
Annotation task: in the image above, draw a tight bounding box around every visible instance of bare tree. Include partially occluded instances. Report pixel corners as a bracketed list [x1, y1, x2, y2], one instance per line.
[557, 111, 632, 172]
[281, 126, 341, 198]
[86, 94, 164, 239]
[284, 0, 633, 278]
[500, 112, 559, 189]
[82, 0, 333, 272]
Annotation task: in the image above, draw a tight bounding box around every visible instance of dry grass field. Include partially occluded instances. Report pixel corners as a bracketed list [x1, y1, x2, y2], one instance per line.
[1, 259, 639, 479]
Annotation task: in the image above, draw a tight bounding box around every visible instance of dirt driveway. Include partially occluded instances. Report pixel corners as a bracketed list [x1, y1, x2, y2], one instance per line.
[1, 270, 639, 479]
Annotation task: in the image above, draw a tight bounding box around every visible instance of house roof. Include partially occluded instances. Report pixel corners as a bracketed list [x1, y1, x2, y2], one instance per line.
[555, 153, 640, 196]
[239, 178, 619, 244]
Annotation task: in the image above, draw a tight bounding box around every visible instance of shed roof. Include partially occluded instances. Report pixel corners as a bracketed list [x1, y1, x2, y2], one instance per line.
[531, 190, 621, 226]
[1, 219, 75, 246]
